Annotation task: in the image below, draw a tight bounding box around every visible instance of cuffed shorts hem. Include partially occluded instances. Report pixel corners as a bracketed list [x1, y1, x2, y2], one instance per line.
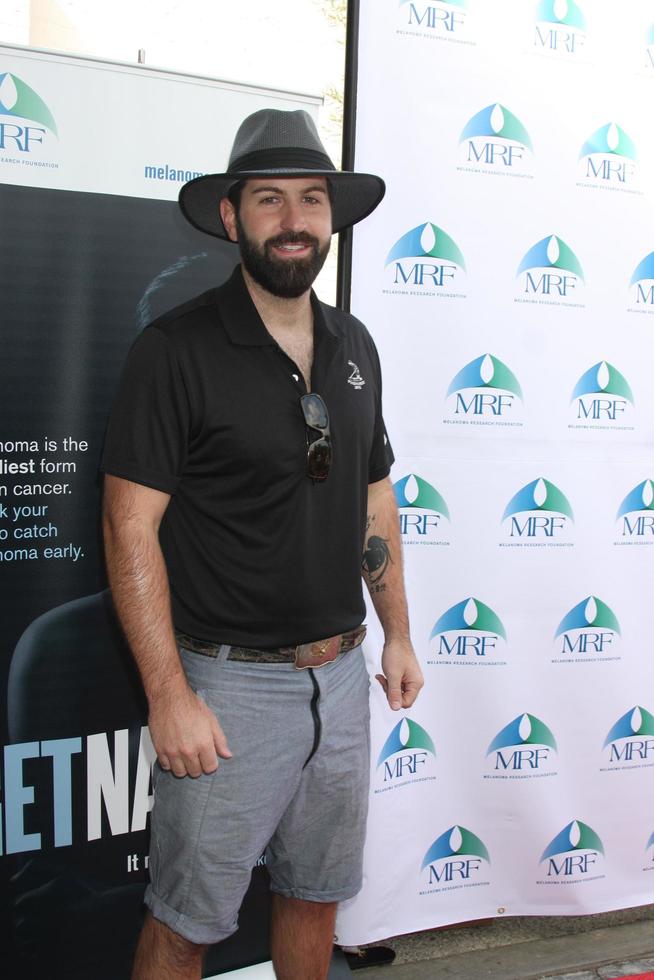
[145, 885, 238, 946]
[270, 880, 363, 904]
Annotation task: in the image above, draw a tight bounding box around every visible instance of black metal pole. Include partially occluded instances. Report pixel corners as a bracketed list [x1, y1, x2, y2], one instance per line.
[336, 0, 361, 312]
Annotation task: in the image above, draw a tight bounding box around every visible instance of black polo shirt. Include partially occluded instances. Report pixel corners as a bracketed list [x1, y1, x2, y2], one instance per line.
[101, 266, 394, 647]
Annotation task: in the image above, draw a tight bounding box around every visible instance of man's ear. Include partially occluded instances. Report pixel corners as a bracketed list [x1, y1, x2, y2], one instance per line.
[220, 198, 238, 243]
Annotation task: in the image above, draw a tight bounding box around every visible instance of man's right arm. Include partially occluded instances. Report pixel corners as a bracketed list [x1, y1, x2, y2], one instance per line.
[102, 474, 231, 777]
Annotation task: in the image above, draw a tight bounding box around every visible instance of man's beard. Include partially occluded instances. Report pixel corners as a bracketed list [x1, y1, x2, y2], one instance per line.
[236, 214, 330, 299]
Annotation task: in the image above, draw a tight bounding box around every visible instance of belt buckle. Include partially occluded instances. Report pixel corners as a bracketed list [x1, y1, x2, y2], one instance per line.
[294, 635, 341, 670]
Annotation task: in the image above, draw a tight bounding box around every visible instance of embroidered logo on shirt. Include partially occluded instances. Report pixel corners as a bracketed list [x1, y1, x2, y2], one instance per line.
[348, 360, 366, 389]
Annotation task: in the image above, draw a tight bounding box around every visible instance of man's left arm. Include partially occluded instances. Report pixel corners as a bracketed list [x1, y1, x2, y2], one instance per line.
[362, 477, 424, 710]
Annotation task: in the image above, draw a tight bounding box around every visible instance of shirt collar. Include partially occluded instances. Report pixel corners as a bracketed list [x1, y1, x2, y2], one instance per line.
[216, 264, 342, 346]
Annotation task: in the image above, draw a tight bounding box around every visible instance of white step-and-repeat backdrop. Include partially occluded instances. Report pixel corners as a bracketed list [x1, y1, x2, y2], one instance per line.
[337, 0, 654, 945]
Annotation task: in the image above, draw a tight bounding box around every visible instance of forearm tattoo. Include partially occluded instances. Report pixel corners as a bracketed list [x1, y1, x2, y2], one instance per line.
[362, 534, 391, 586]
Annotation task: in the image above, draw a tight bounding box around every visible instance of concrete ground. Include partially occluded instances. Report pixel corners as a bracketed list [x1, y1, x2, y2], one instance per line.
[214, 907, 654, 978]
[349, 906, 654, 979]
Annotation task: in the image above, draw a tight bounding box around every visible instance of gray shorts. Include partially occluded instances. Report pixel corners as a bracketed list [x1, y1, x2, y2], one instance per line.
[144, 642, 371, 945]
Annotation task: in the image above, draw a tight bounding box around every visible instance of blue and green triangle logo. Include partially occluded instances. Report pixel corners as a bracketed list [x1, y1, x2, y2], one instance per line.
[580, 123, 636, 162]
[503, 478, 574, 521]
[422, 825, 490, 869]
[541, 820, 603, 861]
[430, 598, 506, 641]
[487, 713, 557, 754]
[448, 354, 522, 398]
[461, 104, 532, 149]
[0, 73, 58, 136]
[631, 253, 654, 286]
[377, 718, 436, 767]
[604, 706, 654, 747]
[536, 0, 586, 30]
[386, 223, 466, 269]
[394, 474, 449, 518]
[617, 480, 654, 519]
[571, 362, 633, 403]
[555, 597, 620, 637]
[518, 235, 584, 280]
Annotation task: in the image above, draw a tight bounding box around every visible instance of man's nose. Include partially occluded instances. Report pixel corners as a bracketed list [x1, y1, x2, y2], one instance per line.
[279, 199, 307, 232]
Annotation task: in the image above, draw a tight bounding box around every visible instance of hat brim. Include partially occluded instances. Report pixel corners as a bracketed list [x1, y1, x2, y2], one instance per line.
[178, 169, 385, 239]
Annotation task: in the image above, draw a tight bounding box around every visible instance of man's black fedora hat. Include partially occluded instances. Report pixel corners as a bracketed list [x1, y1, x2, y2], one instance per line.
[179, 108, 385, 239]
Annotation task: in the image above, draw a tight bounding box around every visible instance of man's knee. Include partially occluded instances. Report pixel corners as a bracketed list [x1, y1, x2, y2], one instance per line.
[273, 893, 338, 920]
[134, 913, 207, 977]
[158, 920, 205, 964]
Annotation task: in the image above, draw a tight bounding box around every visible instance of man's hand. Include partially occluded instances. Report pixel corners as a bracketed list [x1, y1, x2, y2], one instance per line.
[148, 682, 232, 778]
[376, 639, 424, 711]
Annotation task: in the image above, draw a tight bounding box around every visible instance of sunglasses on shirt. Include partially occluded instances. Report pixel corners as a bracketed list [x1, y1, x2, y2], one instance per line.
[300, 392, 331, 482]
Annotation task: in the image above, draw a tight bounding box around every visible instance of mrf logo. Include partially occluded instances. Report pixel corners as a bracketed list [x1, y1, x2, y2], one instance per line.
[384, 222, 466, 297]
[516, 235, 584, 304]
[603, 706, 654, 768]
[539, 820, 604, 881]
[577, 123, 638, 189]
[555, 596, 620, 659]
[486, 713, 557, 774]
[376, 718, 436, 787]
[398, 0, 468, 38]
[445, 353, 523, 423]
[616, 480, 654, 541]
[429, 597, 506, 663]
[394, 474, 450, 545]
[0, 72, 58, 153]
[459, 104, 533, 175]
[421, 825, 490, 890]
[570, 361, 634, 428]
[502, 478, 574, 541]
[629, 252, 654, 312]
[534, 0, 587, 56]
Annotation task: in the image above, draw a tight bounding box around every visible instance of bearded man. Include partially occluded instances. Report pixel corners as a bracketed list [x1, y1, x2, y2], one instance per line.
[101, 108, 423, 980]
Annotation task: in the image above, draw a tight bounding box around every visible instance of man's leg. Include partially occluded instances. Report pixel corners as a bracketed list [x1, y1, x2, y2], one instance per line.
[271, 894, 337, 980]
[142, 651, 320, 977]
[267, 653, 371, 979]
[132, 912, 207, 980]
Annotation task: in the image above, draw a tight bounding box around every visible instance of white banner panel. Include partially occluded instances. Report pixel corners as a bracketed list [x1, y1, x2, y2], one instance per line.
[337, 0, 654, 945]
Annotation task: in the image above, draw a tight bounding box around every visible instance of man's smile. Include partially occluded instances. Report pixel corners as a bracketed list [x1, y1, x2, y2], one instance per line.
[272, 242, 312, 256]
[267, 234, 318, 261]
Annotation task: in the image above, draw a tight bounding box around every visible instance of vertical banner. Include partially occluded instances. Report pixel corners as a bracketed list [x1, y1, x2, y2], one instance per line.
[337, 0, 654, 945]
[0, 45, 319, 977]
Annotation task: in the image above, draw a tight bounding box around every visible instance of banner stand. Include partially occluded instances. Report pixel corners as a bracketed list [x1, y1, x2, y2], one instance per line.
[0, 43, 320, 978]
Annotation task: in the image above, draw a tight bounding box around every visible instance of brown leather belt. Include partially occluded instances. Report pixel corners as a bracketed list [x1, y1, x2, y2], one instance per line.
[176, 626, 367, 670]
